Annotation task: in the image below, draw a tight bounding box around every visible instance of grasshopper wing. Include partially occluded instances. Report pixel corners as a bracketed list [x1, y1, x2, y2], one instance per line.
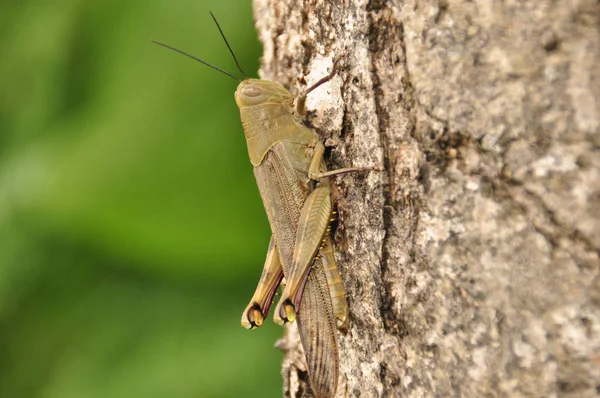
[297, 261, 339, 398]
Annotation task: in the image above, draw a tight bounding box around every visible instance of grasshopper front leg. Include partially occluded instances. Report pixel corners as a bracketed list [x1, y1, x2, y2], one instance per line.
[241, 236, 284, 329]
[308, 142, 374, 180]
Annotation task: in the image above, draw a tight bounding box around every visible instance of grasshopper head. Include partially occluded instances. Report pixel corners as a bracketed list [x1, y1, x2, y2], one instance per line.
[235, 79, 294, 109]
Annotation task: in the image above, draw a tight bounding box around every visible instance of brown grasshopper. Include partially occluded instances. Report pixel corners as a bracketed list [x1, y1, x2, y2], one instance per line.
[152, 13, 371, 398]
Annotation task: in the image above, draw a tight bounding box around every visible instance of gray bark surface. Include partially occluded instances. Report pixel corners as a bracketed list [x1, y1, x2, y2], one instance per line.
[252, 0, 600, 397]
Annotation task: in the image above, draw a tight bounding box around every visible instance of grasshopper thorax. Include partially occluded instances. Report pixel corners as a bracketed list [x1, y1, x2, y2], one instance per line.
[235, 79, 294, 109]
[235, 79, 298, 166]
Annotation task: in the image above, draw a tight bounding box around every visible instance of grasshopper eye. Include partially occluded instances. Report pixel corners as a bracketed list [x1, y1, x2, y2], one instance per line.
[241, 85, 263, 98]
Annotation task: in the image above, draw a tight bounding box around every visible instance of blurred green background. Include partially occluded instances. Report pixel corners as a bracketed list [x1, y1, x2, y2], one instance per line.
[0, 1, 283, 397]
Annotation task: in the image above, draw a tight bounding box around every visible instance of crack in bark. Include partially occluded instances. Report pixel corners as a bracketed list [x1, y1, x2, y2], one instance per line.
[366, 2, 404, 342]
[366, 3, 426, 392]
[512, 183, 599, 261]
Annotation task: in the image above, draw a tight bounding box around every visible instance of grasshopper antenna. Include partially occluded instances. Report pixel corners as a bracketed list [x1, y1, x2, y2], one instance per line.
[150, 39, 242, 82]
[209, 11, 248, 79]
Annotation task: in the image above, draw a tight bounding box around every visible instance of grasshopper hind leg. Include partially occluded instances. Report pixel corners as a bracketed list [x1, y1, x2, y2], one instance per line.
[273, 187, 350, 333]
[318, 235, 349, 332]
[274, 184, 332, 325]
[241, 236, 284, 329]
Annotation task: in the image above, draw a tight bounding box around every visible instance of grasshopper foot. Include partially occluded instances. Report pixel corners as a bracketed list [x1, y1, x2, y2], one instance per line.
[274, 298, 297, 325]
[241, 302, 264, 329]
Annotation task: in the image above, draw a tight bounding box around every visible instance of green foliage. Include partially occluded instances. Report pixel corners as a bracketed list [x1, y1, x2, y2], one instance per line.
[0, 1, 282, 397]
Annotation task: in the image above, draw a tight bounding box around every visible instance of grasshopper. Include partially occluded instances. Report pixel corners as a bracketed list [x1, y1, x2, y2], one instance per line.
[152, 13, 371, 398]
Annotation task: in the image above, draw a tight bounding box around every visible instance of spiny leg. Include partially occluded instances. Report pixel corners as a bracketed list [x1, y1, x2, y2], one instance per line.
[273, 184, 332, 325]
[319, 234, 350, 333]
[241, 236, 284, 329]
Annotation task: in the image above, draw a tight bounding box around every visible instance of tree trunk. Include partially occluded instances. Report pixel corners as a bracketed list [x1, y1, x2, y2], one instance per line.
[252, 0, 600, 396]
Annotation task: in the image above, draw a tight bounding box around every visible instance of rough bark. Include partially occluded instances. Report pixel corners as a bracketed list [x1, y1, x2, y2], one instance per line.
[252, 0, 600, 397]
